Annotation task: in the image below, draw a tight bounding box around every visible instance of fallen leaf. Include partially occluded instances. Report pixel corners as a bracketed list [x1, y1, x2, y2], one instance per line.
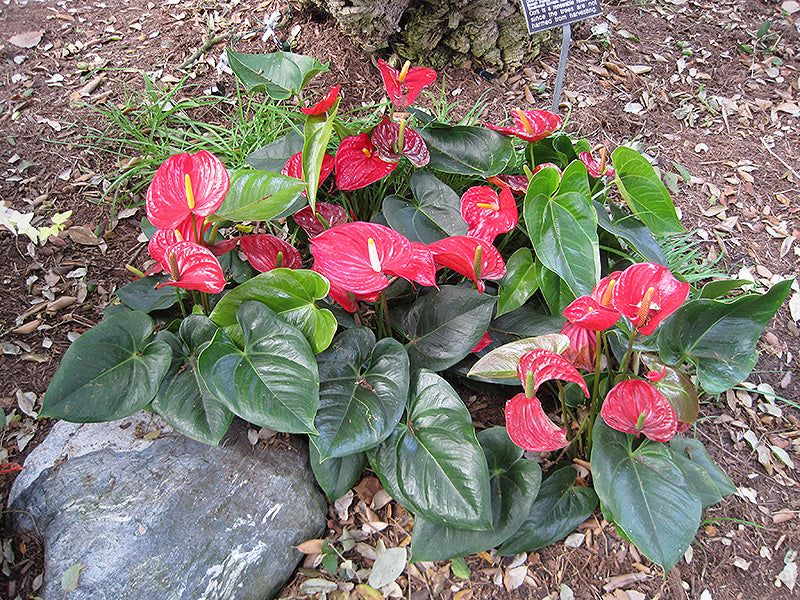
[9, 30, 44, 48]
[61, 562, 85, 593]
[296, 539, 324, 554]
[368, 547, 406, 589]
[67, 226, 99, 245]
[503, 564, 528, 592]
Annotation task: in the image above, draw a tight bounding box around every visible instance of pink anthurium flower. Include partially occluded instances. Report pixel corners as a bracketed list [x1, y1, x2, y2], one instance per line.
[427, 236, 506, 293]
[505, 392, 569, 452]
[482, 109, 562, 143]
[517, 349, 590, 399]
[282, 152, 336, 196]
[335, 134, 398, 191]
[311, 222, 436, 295]
[239, 234, 302, 272]
[601, 379, 678, 442]
[460, 186, 518, 244]
[301, 85, 340, 115]
[470, 331, 492, 353]
[293, 202, 348, 237]
[559, 321, 598, 371]
[371, 117, 430, 167]
[646, 366, 668, 383]
[611, 263, 689, 336]
[377, 59, 437, 109]
[155, 241, 226, 294]
[562, 295, 620, 331]
[487, 173, 530, 195]
[579, 148, 615, 178]
[145, 151, 229, 230]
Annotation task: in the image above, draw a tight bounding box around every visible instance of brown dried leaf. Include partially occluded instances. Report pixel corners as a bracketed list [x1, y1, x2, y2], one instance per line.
[9, 30, 44, 48]
[67, 226, 99, 246]
[296, 539, 325, 554]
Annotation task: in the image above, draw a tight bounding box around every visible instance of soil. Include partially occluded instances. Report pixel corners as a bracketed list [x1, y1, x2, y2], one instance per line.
[1, 0, 799, 599]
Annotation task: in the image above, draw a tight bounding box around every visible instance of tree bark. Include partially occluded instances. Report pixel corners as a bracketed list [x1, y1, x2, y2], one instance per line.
[295, 0, 556, 71]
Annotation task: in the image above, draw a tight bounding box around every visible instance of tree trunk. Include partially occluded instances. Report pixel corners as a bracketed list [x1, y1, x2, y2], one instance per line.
[295, 0, 557, 71]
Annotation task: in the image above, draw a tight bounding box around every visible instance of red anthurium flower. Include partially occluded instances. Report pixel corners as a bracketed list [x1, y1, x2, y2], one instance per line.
[301, 85, 340, 115]
[487, 173, 530, 195]
[601, 379, 678, 442]
[311, 222, 435, 295]
[646, 366, 668, 383]
[531, 162, 562, 176]
[592, 271, 622, 307]
[612, 263, 689, 335]
[517, 349, 590, 399]
[314, 265, 380, 312]
[145, 151, 229, 230]
[156, 241, 226, 294]
[471, 331, 492, 353]
[239, 234, 302, 272]
[460, 186, 518, 244]
[579, 149, 615, 178]
[282, 152, 336, 196]
[293, 202, 348, 237]
[209, 237, 239, 256]
[407, 241, 439, 288]
[427, 236, 506, 293]
[505, 392, 569, 452]
[371, 117, 430, 167]
[335, 134, 398, 191]
[559, 321, 597, 371]
[482, 109, 562, 143]
[377, 59, 437, 109]
[563, 295, 620, 331]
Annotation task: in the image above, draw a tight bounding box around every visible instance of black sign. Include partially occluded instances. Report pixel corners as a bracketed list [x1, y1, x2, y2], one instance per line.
[519, 0, 602, 34]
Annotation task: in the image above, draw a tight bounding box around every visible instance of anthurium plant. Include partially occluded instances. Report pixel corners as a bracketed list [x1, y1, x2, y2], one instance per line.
[41, 51, 793, 572]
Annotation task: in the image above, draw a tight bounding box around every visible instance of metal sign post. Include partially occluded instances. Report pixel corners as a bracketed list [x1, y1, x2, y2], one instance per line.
[518, 0, 602, 111]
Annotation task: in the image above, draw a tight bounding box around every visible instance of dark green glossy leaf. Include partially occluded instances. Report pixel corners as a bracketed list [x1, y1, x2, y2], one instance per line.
[499, 465, 598, 555]
[496, 248, 538, 318]
[303, 97, 339, 210]
[397, 286, 496, 371]
[314, 328, 409, 459]
[594, 201, 667, 265]
[227, 50, 328, 99]
[41, 312, 171, 422]
[658, 280, 792, 394]
[199, 302, 319, 433]
[669, 436, 736, 508]
[418, 124, 515, 176]
[411, 427, 542, 562]
[309, 443, 367, 501]
[213, 168, 306, 222]
[612, 146, 683, 236]
[591, 419, 701, 572]
[115, 275, 181, 312]
[525, 163, 599, 297]
[640, 354, 698, 423]
[382, 171, 468, 244]
[210, 269, 336, 354]
[152, 316, 233, 446]
[534, 259, 576, 315]
[699, 279, 752, 299]
[245, 132, 305, 171]
[489, 305, 565, 340]
[367, 370, 491, 529]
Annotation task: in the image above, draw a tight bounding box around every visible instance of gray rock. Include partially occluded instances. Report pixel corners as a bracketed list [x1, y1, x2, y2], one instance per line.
[8, 413, 327, 600]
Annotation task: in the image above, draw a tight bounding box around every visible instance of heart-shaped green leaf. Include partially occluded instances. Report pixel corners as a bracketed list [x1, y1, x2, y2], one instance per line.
[669, 436, 736, 508]
[210, 268, 336, 354]
[382, 171, 468, 244]
[115, 275, 182, 312]
[612, 146, 683, 236]
[151, 316, 233, 446]
[468, 334, 570, 380]
[368, 370, 491, 529]
[698, 278, 752, 299]
[397, 286, 496, 371]
[313, 328, 409, 459]
[591, 419, 701, 572]
[309, 443, 367, 501]
[199, 301, 319, 433]
[658, 280, 792, 394]
[525, 162, 599, 297]
[496, 248, 538, 317]
[227, 50, 328, 99]
[498, 465, 598, 555]
[594, 200, 667, 265]
[489, 306, 565, 341]
[410, 427, 542, 562]
[246, 132, 305, 171]
[640, 354, 698, 423]
[213, 168, 306, 222]
[418, 124, 515, 176]
[534, 259, 576, 315]
[41, 312, 172, 422]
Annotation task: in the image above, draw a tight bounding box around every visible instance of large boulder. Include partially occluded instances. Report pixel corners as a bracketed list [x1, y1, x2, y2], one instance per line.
[7, 412, 327, 600]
